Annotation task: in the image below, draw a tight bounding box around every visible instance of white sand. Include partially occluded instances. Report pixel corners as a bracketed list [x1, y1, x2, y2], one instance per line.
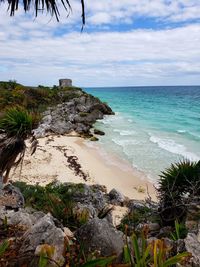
[11, 135, 157, 201]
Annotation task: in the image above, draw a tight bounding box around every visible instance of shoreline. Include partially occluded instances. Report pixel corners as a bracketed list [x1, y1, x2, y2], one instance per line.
[11, 134, 157, 201]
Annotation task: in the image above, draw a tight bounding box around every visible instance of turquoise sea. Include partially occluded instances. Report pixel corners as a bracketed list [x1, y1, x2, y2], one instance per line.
[85, 86, 200, 181]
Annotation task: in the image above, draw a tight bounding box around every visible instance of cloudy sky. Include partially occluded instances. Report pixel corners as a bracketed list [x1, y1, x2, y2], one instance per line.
[0, 0, 200, 87]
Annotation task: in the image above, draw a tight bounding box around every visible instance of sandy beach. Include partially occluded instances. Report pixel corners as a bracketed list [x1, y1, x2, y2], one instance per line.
[11, 134, 157, 201]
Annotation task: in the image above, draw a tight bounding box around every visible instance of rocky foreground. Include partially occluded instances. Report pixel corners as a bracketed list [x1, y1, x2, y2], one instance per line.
[0, 183, 200, 266]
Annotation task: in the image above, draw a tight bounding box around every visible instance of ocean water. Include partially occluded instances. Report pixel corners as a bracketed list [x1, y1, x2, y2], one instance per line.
[85, 86, 200, 181]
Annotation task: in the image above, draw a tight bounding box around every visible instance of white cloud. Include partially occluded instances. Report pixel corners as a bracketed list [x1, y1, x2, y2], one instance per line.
[85, 0, 200, 25]
[0, 1, 200, 86]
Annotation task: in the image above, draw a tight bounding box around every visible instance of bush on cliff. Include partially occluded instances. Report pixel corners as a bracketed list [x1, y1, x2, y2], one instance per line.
[0, 81, 83, 113]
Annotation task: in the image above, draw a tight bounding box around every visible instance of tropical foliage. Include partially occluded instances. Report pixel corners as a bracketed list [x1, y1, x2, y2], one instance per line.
[0, 81, 83, 114]
[0, 106, 38, 184]
[0, 107, 34, 138]
[13, 181, 90, 228]
[157, 160, 200, 225]
[123, 229, 191, 267]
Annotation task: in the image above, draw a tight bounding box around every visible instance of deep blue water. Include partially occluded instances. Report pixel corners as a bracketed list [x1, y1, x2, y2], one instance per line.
[85, 86, 200, 181]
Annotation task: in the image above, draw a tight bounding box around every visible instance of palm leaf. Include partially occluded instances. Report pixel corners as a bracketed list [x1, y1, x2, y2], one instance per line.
[1, 0, 85, 26]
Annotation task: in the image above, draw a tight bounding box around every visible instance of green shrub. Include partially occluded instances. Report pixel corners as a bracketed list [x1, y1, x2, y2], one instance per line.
[13, 181, 88, 228]
[158, 160, 200, 225]
[0, 107, 34, 138]
[119, 206, 153, 235]
[170, 220, 188, 241]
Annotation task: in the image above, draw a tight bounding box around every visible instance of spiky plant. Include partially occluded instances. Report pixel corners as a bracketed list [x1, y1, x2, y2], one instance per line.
[0, 107, 33, 138]
[158, 160, 200, 225]
[0, 107, 38, 185]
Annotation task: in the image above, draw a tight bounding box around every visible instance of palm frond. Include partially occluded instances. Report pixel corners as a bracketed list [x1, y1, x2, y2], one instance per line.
[0, 107, 38, 184]
[1, 0, 85, 25]
[0, 136, 25, 183]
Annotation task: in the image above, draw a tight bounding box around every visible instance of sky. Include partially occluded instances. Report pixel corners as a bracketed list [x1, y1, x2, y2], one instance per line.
[0, 0, 200, 87]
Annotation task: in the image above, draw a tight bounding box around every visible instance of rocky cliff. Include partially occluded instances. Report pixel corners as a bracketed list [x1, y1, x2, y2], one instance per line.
[34, 92, 114, 138]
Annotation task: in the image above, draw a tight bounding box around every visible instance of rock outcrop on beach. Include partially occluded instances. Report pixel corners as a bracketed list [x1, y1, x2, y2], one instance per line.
[34, 93, 114, 138]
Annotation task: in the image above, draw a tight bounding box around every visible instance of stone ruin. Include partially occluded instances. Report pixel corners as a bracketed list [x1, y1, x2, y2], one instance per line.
[59, 78, 72, 87]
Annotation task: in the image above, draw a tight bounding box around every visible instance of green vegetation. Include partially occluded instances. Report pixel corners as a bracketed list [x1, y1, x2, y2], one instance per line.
[0, 81, 83, 114]
[119, 206, 160, 235]
[122, 229, 191, 267]
[157, 160, 200, 225]
[0, 240, 9, 257]
[13, 181, 89, 228]
[170, 220, 188, 241]
[0, 107, 38, 184]
[0, 106, 36, 138]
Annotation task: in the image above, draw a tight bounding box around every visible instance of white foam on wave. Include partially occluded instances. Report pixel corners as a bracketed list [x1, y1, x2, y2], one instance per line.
[112, 138, 139, 147]
[101, 117, 116, 125]
[113, 129, 136, 136]
[177, 129, 186, 133]
[177, 130, 200, 139]
[150, 135, 200, 161]
[188, 131, 200, 139]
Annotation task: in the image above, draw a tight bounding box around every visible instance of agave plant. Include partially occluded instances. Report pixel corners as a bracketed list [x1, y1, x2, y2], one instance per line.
[157, 160, 200, 225]
[0, 107, 38, 187]
[123, 228, 191, 267]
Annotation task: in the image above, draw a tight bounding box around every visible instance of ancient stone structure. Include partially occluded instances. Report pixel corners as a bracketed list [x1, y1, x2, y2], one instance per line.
[59, 78, 72, 87]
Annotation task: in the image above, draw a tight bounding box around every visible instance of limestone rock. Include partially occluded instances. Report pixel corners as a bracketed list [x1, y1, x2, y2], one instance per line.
[75, 218, 124, 259]
[34, 92, 114, 138]
[0, 184, 24, 210]
[184, 233, 200, 266]
[20, 214, 66, 266]
[108, 205, 129, 227]
[69, 183, 106, 212]
[73, 203, 97, 222]
[63, 227, 74, 239]
[7, 210, 45, 228]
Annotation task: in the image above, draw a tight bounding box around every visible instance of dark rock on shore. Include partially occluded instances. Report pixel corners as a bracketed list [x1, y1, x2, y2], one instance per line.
[94, 129, 105, 135]
[90, 136, 99, 141]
